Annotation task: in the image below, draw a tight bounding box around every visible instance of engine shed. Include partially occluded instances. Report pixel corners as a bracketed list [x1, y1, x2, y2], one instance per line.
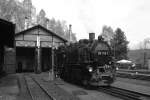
[0, 19, 15, 74]
[15, 25, 67, 73]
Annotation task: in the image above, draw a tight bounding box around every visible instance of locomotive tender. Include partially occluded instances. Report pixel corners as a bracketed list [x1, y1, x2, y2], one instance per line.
[56, 33, 116, 86]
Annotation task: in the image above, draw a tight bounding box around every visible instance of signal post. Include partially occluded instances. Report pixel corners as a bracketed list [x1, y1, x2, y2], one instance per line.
[36, 35, 41, 73]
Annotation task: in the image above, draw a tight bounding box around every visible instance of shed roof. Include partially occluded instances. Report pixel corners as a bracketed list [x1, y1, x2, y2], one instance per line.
[16, 25, 67, 42]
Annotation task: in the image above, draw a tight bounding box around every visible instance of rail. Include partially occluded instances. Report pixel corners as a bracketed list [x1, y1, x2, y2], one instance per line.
[24, 74, 55, 100]
[98, 86, 150, 100]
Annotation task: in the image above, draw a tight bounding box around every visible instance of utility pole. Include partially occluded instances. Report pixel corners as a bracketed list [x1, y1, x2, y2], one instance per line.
[69, 24, 72, 43]
[49, 35, 55, 80]
[25, 17, 29, 30]
[114, 43, 115, 59]
[113, 39, 116, 60]
[143, 40, 150, 69]
[51, 44, 54, 80]
[143, 50, 146, 68]
[36, 34, 41, 74]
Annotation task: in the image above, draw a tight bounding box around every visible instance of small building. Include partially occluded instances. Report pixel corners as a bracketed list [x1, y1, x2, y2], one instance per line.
[15, 25, 67, 73]
[116, 59, 133, 69]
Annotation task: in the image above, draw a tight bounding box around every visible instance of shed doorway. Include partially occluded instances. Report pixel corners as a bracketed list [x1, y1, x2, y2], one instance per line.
[41, 48, 51, 72]
[16, 47, 35, 72]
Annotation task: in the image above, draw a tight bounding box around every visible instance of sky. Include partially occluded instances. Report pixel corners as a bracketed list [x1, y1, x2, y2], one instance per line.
[22, 0, 150, 49]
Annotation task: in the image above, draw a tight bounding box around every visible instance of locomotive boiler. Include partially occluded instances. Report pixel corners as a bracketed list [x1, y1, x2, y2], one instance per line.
[56, 33, 116, 86]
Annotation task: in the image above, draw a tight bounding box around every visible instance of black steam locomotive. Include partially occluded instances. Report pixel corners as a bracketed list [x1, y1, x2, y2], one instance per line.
[56, 33, 116, 86]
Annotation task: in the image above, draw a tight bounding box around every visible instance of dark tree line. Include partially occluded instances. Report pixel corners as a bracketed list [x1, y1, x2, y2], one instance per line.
[101, 26, 129, 60]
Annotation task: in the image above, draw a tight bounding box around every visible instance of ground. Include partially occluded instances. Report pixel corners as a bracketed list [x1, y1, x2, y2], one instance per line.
[1, 72, 150, 100]
[0, 74, 19, 100]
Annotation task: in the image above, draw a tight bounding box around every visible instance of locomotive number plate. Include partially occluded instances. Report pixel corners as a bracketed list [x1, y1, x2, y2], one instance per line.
[98, 51, 108, 55]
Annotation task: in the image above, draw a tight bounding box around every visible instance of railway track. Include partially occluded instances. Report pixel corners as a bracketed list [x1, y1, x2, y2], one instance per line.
[24, 75, 55, 100]
[116, 72, 150, 81]
[23, 74, 79, 100]
[98, 86, 150, 100]
[22, 73, 150, 100]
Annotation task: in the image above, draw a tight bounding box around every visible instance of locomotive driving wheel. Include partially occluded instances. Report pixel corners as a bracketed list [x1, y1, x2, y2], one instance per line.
[82, 78, 91, 89]
[83, 80, 88, 85]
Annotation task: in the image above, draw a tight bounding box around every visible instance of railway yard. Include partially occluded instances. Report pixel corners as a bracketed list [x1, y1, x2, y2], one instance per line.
[1, 1, 150, 100]
[0, 71, 150, 100]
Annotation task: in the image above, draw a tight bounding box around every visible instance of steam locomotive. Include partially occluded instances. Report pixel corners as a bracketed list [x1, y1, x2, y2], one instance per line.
[56, 33, 116, 86]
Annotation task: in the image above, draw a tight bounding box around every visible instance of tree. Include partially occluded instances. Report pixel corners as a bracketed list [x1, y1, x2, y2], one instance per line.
[0, 0, 26, 32]
[55, 20, 64, 36]
[111, 28, 129, 60]
[71, 33, 77, 43]
[60, 20, 70, 39]
[0, 0, 77, 42]
[0, 0, 36, 32]
[48, 18, 77, 42]
[37, 9, 47, 27]
[49, 17, 56, 31]
[23, 0, 37, 28]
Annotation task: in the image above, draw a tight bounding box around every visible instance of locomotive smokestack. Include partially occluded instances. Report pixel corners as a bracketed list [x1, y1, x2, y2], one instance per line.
[46, 18, 49, 29]
[89, 33, 95, 41]
[69, 24, 72, 43]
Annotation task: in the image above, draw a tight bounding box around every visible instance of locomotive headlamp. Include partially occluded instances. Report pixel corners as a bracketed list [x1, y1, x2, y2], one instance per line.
[88, 67, 93, 72]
